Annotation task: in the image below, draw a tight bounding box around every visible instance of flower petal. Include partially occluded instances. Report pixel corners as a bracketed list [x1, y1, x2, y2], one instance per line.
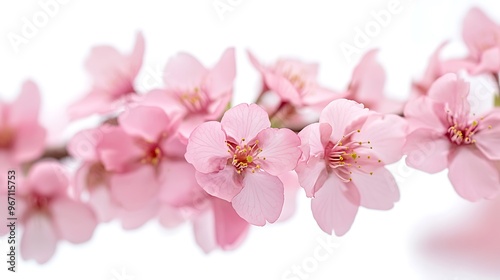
[221, 103, 271, 143]
[311, 176, 360, 236]
[404, 128, 451, 173]
[21, 213, 58, 264]
[118, 106, 170, 142]
[255, 128, 301, 176]
[462, 7, 499, 59]
[320, 99, 369, 141]
[27, 161, 68, 197]
[212, 197, 249, 250]
[192, 209, 217, 253]
[185, 121, 229, 173]
[12, 122, 46, 163]
[296, 156, 328, 197]
[204, 48, 236, 99]
[97, 126, 144, 172]
[448, 147, 500, 201]
[351, 168, 399, 210]
[474, 109, 500, 160]
[231, 171, 284, 226]
[351, 113, 407, 164]
[50, 198, 98, 243]
[164, 53, 208, 89]
[298, 123, 331, 160]
[195, 166, 243, 202]
[427, 73, 470, 115]
[109, 165, 159, 210]
[10, 80, 41, 124]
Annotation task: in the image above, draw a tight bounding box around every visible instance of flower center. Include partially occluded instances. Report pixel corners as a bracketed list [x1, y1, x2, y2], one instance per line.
[282, 70, 307, 94]
[141, 145, 162, 166]
[324, 129, 378, 182]
[0, 126, 14, 149]
[179, 87, 208, 113]
[30, 193, 49, 211]
[446, 110, 479, 145]
[226, 139, 264, 174]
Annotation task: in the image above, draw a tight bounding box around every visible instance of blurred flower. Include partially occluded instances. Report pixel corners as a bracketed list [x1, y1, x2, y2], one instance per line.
[68, 127, 162, 229]
[345, 49, 405, 114]
[12, 161, 96, 264]
[96, 106, 188, 210]
[68, 32, 145, 119]
[296, 99, 406, 235]
[143, 48, 236, 140]
[404, 73, 500, 201]
[248, 51, 343, 130]
[0, 80, 46, 170]
[185, 103, 302, 226]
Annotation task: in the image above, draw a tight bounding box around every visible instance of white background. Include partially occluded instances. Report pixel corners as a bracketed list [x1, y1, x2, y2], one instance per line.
[0, 0, 499, 279]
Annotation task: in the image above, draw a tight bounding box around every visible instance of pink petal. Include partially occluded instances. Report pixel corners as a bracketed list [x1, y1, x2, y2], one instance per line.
[255, 128, 301, 176]
[97, 126, 144, 172]
[471, 47, 500, 75]
[263, 71, 303, 106]
[311, 176, 360, 236]
[195, 166, 243, 202]
[462, 7, 500, 59]
[404, 128, 451, 173]
[185, 121, 230, 173]
[50, 197, 97, 243]
[212, 197, 249, 250]
[21, 213, 58, 264]
[205, 48, 236, 99]
[351, 168, 399, 210]
[27, 161, 68, 196]
[277, 171, 301, 222]
[232, 171, 284, 226]
[158, 159, 199, 206]
[475, 110, 500, 160]
[164, 53, 208, 89]
[296, 156, 328, 197]
[221, 103, 270, 143]
[118, 106, 170, 142]
[351, 113, 407, 164]
[448, 147, 500, 201]
[298, 123, 331, 160]
[67, 128, 100, 162]
[319, 99, 369, 141]
[193, 209, 217, 253]
[110, 165, 159, 210]
[302, 86, 343, 109]
[67, 90, 115, 119]
[88, 186, 119, 222]
[427, 73, 470, 115]
[10, 80, 41, 124]
[119, 201, 159, 230]
[158, 204, 185, 229]
[349, 49, 386, 104]
[12, 122, 46, 163]
[129, 32, 145, 78]
[404, 96, 446, 132]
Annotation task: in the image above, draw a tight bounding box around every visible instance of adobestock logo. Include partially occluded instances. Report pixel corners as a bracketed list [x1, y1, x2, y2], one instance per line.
[339, 0, 405, 64]
[213, 0, 244, 21]
[282, 235, 341, 280]
[7, 0, 70, 54]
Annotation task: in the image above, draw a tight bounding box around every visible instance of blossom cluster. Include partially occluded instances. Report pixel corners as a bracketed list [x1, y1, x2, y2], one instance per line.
[1, 7, 499, 264]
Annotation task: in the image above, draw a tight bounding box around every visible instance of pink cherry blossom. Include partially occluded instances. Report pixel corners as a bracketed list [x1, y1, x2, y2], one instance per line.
[296, 99, 407, 235]
[153, 160, 249, 252]
[404, 73, 500, 201]
[15, 161, 97, 264]
[185, 103, 302, 226]
[0, 80, 46, 170]
[96, 105, 188, 210]
[68, 32, 145, 119]
[248, 51, 343, 129]
[68, 127, 161, 229]
[345, 49, 405, 114]
[141, 48, 235, 139]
